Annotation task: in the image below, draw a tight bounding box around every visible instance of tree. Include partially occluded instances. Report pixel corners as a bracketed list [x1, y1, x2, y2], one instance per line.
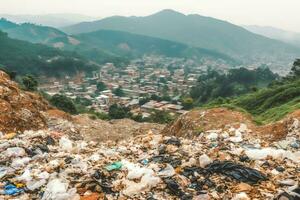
[139, 98, 150, 106]
[182, 97, 194, 110]
[97, 82, 107, 92]
[50, 94, 77, 114]
[149, 110, 173, 124]
[108, 104, 131, 119]
[22, 75, 38, 91]
[291, 59, 300, 77]
[113, 87, 125, 97]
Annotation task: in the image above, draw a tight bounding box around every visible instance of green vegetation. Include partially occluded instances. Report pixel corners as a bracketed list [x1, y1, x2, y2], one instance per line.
[49, 29, 235, 65]
[108, 104, 131, 119]
[147, 110, 174, 124]
[190, 66, 278, 104]
[204, 60, 300, 124]
[182, 97, 194, 110]
[0, 18, 67, 44]
[22, 75, 38, 91]
[96, 82, 107, 92]
[0, 30, 97, 77]
[113, 87, 125, 97]
[50, 94, 78, 114]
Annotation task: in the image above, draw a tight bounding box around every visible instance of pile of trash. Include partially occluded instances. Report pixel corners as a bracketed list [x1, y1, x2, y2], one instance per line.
[0, 121, 299, 199]
[0, 71, 49, 133]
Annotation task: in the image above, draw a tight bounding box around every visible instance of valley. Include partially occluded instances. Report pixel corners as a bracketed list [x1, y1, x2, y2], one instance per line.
[0, 5, 300, 200]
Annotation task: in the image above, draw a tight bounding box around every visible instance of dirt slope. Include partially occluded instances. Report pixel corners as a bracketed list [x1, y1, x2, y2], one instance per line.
[0, 71, 49, 133]
[162, 108, 299, 141]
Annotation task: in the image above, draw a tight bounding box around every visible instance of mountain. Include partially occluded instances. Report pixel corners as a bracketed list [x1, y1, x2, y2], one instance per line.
[0, 14, 97, 28]
[48, 29, 235, 64]
[244, 25, 300, 47]
[0, 30, 96, 77]
[0, 18, 67, 44]
[0, 18, 234, 66]
[62, 10, 300, 65]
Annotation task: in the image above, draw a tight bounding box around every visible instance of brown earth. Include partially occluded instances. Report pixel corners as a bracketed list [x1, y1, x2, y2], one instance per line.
[162, 107, 299, 141]
[0, 71, 49, 133]
[73, 114, 164, 142]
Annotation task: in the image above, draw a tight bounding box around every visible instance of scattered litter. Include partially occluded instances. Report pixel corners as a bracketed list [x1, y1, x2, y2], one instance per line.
[105, 161, 122, 171]
[0, 121, 299, 199]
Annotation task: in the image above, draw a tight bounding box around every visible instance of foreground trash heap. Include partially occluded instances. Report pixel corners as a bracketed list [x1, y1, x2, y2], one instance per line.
[0, 123, 299, 200]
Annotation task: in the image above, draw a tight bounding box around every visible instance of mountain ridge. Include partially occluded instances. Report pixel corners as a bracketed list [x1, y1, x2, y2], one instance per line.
[244, 25, 300, 47]
[62, 9, 300, 66]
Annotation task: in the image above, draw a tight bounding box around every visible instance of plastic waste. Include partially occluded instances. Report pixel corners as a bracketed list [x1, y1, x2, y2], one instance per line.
[121, 161, 160, 196]
[46, 136, 55, 145]
[0, 167, 8, 179]
[206, 132, 218, 140]
[17, 169, 32, 183]
[105, 161, 122, 171]
[150, 155, 182, 167]
[24, 171, 49, 191]
[122, 180, 144, 196]
[93, 170, 114, 194]
[11, 157, 31, 169]
[4, 147, 26, 157]
[59, 136, 73, 152]
[165, 137, 181, 146]
[199, 154, 212, 168]
[164, 178, 185, 197]
[245, 148, 300, 163]
[27, 179, 47, 191]
[42, 178, 78, 200]
[3, 132, 16, 139]
[123, 174, 161, 196]
[89, 154, 100, 162]
[3, 184, 24, 195]
[158, 164, 175, 177]
[232, 192, 250, 200]
[276, 186, 300, 200]
[206, 161, 267, 184]
[140, 159, 149, 165]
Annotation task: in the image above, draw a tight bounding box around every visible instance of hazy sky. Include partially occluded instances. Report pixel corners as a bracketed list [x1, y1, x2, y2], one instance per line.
[1, 0, 300, 32]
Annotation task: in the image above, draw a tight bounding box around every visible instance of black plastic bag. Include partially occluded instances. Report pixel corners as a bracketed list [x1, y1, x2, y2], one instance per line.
[205, 161, 267, 184]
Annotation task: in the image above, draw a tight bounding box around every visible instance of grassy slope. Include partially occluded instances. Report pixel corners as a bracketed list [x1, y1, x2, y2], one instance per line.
[204, 79, 300, 124]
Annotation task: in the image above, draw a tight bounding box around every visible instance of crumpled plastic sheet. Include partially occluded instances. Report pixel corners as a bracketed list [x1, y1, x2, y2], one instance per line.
[205, 161, 268, 184]
[276, 187, 300, 200]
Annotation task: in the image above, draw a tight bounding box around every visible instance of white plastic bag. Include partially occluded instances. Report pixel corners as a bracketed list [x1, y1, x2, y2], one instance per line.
[59, 137, 73, 152]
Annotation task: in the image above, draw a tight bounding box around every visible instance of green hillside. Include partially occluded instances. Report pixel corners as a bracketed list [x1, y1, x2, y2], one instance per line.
[50, 29, 235, 64]
[205, 60, 300, 124]
[0, 31, 96, 77]
[0, 19, 235, 66]
[62, 10, 300, 64]
[0, 18, 67, 44]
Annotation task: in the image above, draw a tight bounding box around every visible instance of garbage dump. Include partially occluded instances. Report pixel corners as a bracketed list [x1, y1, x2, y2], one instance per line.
[0, 121, 299, 200]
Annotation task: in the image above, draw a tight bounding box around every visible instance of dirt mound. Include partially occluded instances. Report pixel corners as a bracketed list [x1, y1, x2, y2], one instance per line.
[162, 108, 255, 138]
[162, 107, 299, 141]
[73, 114, 165, 142]
[0, 71, 49, 133]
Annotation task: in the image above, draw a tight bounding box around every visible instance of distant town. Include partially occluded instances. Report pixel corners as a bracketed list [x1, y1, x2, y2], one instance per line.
[39, 55, 274, 119]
